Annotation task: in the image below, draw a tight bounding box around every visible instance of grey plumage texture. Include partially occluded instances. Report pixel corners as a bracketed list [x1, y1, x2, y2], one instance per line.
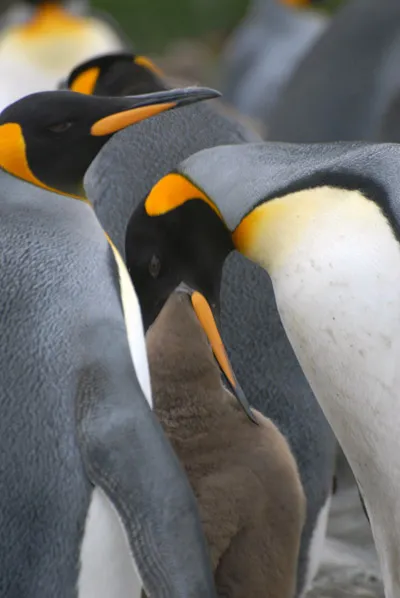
[0, 170, 215, 598]
[85, 103, 336, 596]
[178, 141, 400, 229]
[268, 0, 400, 142]
[220, 0, 326, 126]
[379, 91, 400, 143]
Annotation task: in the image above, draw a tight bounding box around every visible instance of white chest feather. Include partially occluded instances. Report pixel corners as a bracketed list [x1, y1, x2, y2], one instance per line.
[108, 242, 153, 407]
[254, 188, 400, 596]
[270, 194, 400, 480]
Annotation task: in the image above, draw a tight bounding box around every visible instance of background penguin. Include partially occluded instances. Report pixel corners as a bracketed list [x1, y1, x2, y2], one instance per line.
[144, 289, 306, 598]
[219, 0, 328, 132]
[268, 0, 400, 142]
[0, 98, 223, 595]
[0, 0, 129, 110]
[59, 51, 166, 97]
[125, 140, 400, 598]
[77, 52, 337, 596]
[378, 91, 400, 143]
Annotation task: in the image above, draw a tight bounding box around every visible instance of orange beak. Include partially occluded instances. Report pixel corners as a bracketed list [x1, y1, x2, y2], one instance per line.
[187, 289, 258, 424]
[90, 86, 221, 137]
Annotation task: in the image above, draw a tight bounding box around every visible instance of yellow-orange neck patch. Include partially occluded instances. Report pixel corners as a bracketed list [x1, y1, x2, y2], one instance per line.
[145, 172, 222, 219]
[0, 123, 89, 203]
[19, 3, 87, 39]
[70, 66, 100, 95]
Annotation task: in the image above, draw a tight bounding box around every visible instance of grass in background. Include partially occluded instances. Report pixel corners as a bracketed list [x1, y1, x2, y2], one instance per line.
[93, 0, 346, 54]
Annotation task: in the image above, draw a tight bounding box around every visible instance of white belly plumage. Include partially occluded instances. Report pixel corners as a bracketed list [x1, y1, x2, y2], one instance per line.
[268, 192, 400, 598]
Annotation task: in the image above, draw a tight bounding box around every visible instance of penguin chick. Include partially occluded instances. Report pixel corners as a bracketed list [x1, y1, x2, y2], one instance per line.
[144, 291, 306, 598]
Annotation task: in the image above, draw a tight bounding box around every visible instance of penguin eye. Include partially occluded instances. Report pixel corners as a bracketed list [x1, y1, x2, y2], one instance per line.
[47, 121, 74, 134]
[149, 255, 161, 279]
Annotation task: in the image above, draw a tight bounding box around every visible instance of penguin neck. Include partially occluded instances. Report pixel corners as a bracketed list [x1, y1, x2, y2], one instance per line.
[146, 293, 228, 430]
[0, 165, 91, 205]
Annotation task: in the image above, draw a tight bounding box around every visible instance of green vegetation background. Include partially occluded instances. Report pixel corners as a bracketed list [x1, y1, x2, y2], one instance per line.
[93, 0, 345, 53]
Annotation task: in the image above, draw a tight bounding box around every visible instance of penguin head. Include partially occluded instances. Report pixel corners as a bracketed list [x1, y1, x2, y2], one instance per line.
[126, 141, 393, 329]
[60, 52, 166, 97]
[126, 191, 234, 332]
[0, 86, 220, 197]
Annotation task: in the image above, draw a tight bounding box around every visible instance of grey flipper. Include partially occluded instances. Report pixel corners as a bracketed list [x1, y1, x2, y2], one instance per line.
[76, 314, 216, 598]
[268, 0, 400, 142]
[85, 104, 336, 596]
[220, 0, 326, 125]
[0, 170, 215, 598]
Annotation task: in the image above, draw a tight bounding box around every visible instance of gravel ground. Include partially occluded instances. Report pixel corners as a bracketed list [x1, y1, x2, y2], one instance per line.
[306, 455, 384, 598]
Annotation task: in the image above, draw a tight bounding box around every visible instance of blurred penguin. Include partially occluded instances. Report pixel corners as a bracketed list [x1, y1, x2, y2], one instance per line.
[64, 53, 337, 597]
[268, 0, 400, 142]
[0, 0, 129, 110]
[220, 0, 328, 131]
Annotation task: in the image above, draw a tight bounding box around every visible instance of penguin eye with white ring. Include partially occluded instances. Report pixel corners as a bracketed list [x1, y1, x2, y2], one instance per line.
[47, 121, 74, 134]
[149, 255, 161, 279]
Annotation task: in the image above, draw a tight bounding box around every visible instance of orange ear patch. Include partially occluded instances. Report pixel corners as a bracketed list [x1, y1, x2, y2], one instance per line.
[145, 173, 221, 218]
[0, 122, 88, 202]
[134, 56, 164, 79]
[70, 66, 100, 95]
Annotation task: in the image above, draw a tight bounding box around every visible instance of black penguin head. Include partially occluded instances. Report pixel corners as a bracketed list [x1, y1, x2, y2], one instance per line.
[125, 181, 234, 332]
[126, 180, 256, 424]
[60, 52, 166, 97]
[0, 86, 220, 197]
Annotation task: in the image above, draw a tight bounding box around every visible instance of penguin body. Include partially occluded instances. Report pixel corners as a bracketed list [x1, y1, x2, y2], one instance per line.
[129, 140, 400, 598]
[268, 0, 400, 142]
[0, 173, 145, 597]
[0, 88, 221, 598]
[145, 291, 306, 598]
[79, 53, 337, 596]
[0, 0, 127, 110]
[220, 0, 327, 128]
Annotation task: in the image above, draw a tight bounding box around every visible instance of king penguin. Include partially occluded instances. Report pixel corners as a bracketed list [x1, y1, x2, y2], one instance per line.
[0, 0, 129, 110]
[268, 0, 400, 142]
[70, 52, 338, 596]
[220, 0, 327, 130]
[126, 140, 400, 598]
[0, 87, 220, 598]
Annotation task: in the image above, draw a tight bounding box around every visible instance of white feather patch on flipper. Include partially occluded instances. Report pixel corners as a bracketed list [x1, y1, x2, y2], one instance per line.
[78, 487, 143, 598]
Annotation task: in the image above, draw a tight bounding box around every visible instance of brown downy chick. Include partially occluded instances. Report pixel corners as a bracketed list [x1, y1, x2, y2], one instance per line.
[145, 292, 306, 598]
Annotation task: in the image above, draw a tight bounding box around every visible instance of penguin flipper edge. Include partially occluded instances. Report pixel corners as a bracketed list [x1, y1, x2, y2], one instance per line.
[76, 321, 216, 598]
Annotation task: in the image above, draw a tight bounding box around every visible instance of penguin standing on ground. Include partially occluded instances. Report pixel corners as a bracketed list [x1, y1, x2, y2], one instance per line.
[0, 0, 129, 110]
[126, 140, 400, 598]
[0, 86, 219, 598]
[71, 53, 337, 596]
[220, 0, 327, 131]
[268, 0, 400, 142]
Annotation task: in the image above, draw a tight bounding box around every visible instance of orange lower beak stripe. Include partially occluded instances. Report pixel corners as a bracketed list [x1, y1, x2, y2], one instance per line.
[191, 291, 236, 388]
[91, 102, 176, 136]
